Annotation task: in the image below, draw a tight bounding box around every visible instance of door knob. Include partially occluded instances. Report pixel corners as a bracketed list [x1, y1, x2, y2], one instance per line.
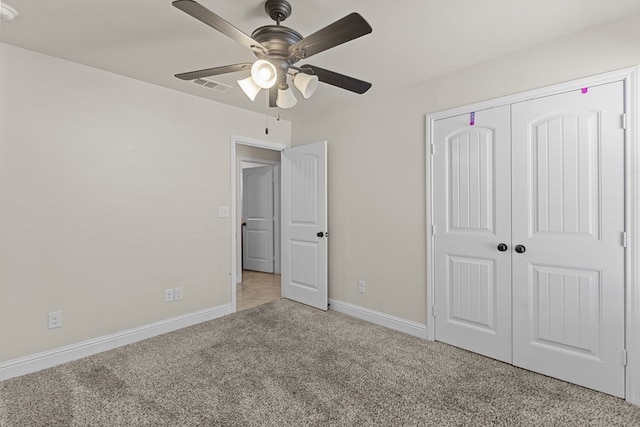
[497, 243, 508, 252]
[515, 244, 526, 254]
[317, 232, 324, 238]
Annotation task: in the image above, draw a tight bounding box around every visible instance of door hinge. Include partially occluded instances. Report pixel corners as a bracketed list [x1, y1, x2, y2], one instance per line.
[622, 113, 627, 130]
[432, 305, 436, 318]
[623, 231, 628, 248]
[431, 225, 436, 236]
[431, 144, 436, 155]
[623, 349, 628, 366]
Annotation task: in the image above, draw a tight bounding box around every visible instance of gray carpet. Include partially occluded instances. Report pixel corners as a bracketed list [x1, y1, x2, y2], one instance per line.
[1, 299, 639, 426]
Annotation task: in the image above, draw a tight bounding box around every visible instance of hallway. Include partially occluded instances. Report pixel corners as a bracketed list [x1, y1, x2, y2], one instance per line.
[236, 270, 281, 311]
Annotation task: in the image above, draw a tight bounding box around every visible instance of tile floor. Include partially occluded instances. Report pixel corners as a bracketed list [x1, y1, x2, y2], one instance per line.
[236, 270, 282, 311]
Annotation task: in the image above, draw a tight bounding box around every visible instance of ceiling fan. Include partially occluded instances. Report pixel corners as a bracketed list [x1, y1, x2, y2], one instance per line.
[173, 0, 373, 109]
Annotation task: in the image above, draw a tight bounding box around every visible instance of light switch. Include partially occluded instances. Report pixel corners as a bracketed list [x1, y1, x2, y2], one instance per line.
[218, 206, 229, 218]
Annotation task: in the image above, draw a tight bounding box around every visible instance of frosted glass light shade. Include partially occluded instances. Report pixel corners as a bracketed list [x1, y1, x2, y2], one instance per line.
[276, 86, 297, 109]
[238, 76, 261, 101]
[293, 73, 319, 99]
[250, 60, 277, 89]
[0, 3, 18, 21]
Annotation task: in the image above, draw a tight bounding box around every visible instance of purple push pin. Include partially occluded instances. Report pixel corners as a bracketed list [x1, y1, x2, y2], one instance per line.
[581, 87, 588, 94]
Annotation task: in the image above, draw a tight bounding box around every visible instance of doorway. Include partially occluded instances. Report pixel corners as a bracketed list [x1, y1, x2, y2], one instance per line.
[231, 136, 329, 312]
[232, 137, 286, 311]
[238, 159, 281, 311]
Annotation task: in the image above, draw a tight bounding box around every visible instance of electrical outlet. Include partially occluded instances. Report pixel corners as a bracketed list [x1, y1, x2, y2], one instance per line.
[48, 311, 63, 329]
[358, 280, 366, 293]
[174, 287, 183, 301]
[164, 289, 174, 302]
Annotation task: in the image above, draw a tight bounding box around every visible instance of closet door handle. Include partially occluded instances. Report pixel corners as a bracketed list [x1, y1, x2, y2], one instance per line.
[515, 245, 526, 254]
[497, 243, 508, 252]
[317, 232, 324, 238]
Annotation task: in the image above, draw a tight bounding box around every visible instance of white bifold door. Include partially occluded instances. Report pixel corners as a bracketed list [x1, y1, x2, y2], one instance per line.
[433, 105, 513, 363]
[433, 82, 626, 397]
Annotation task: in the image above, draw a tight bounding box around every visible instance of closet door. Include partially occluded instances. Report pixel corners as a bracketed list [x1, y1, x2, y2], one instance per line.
[511, 82, 626, 397]
[433, 106, 512, 363]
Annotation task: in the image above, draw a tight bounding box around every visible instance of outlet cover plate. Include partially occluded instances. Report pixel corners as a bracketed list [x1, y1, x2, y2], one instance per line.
[48, 311, 63, 329]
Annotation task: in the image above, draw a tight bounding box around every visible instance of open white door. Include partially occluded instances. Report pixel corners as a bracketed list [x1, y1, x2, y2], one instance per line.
[282, 141, 328, 310]
[242, 166, 274, 273]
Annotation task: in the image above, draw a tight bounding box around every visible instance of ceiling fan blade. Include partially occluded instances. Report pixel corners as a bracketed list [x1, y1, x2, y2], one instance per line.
[289, 13, 372, 60]
[299, 65, 372, 94]
[175, 63, 252, 81]
[269, 86, 277, 108]
[173, 0, 267, 55]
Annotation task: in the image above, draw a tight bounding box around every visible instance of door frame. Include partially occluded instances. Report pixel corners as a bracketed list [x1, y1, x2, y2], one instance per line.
[230, 135, 287, 312]
[425, 67, 640, 405]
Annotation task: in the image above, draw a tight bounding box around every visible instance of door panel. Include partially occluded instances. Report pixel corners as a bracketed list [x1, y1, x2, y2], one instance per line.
[511, 82, 625, 397]
[282, 142, 328, 310]
[433, 106, 512, 363]
[529, 265, 601, 357]
[242, 166, 274, 273]
[530, 112, 600, 237]
[448, 256, 496, 330]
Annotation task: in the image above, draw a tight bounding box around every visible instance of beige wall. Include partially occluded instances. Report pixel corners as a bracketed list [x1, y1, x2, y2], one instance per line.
[236, 145, 281, 162]
[0, 43, 290, 362]
[291, 13, 640, 325]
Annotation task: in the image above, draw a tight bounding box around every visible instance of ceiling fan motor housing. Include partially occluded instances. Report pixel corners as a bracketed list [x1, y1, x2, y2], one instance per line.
[251, 25, 302, 62]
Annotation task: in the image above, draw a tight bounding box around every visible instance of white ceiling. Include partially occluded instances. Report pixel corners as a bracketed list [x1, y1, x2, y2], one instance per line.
[2, 0, 640, 121]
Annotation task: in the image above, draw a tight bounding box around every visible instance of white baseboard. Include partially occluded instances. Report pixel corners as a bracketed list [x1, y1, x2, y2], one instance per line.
[0, 304, 234, 382]
[328, 299, 428, 339]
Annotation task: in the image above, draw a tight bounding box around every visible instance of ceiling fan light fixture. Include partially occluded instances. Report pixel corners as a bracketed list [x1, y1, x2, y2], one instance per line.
[173, 1, 374, 109]
[0, 2, 18, 20]
[251, 60, 277, 89]
[276, 84, 297, 109]
[293, 72, 319, 99]
[238, 76, 262, 101]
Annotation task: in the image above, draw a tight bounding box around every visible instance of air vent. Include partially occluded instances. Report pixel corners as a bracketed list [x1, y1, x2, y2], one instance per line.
[192, 78, 232, 93]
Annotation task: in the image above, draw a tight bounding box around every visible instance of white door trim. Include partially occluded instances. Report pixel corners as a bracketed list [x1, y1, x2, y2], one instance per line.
[426, 67, 640, 405]
[230, 135, 287, 312]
